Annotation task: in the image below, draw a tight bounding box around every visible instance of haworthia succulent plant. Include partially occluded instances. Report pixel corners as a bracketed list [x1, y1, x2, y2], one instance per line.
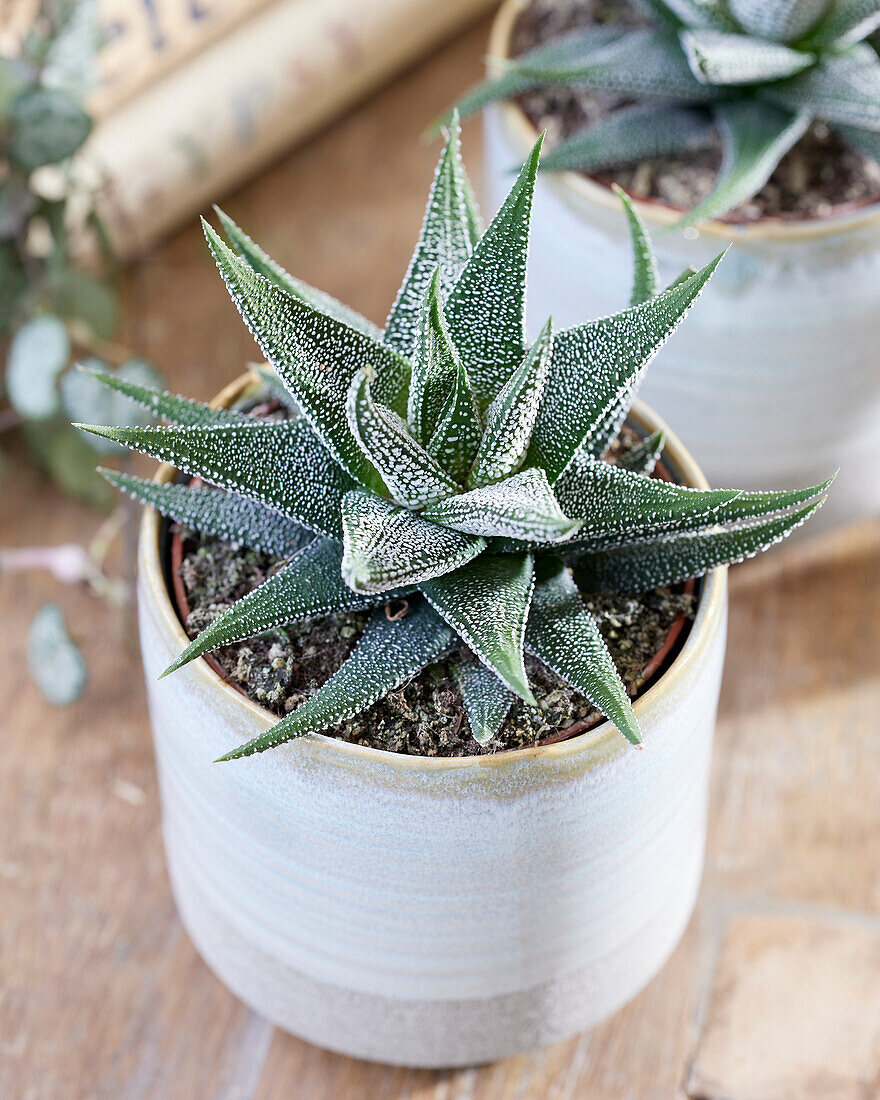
[79, 126, 828, 758]
[453, 0, 880, 222]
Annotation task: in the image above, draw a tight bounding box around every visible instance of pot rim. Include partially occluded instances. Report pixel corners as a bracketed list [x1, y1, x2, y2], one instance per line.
[488, 0, 880, 242]
[138, 371, 727, 770]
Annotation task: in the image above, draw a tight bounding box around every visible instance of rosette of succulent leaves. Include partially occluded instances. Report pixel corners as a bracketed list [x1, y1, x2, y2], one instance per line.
[454, 0, 880, 223]
[79, 119, 829, 760]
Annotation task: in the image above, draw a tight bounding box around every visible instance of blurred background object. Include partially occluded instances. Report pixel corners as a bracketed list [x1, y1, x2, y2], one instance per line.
[7, 0, 498, 258]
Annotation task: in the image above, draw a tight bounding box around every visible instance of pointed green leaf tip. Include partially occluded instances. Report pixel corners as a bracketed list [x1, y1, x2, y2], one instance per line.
[90, 126, 830, 761]
[445, 131, 544, 409]
[453, 659, 515, 745]
[611, 185, 660, 307]
[526, 562, 641, 746]
[422, 554, 537, 704]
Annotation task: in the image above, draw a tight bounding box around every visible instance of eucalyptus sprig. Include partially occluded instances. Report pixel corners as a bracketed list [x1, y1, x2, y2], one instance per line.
[79, 118, 828, 758]
[1, 0, 160, 502]
[2, 1, 162, 707]
[453, 0, 880, 223]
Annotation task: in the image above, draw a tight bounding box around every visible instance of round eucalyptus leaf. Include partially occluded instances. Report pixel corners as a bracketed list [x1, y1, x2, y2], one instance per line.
[0, 179, 38, 240]
[9, 87, 92, 170]
[0, 57, 29, 120]
[26, 602, 87, 706]
[0, 243, 29, 333]
[61, 356, 164, 454]
[47, 267, 118, 339]
[42, 0, 100, 99]
[22, 418, 113, 506]
[6, 314, 70, 420]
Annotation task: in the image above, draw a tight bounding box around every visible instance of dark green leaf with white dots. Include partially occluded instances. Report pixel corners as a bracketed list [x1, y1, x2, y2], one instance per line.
[422, 553, 536, 702]
[214, 207, 381, 339]
[529, 256, 723, 482]
[217, 601, 453, 760]
[100, 469, 311, 556]
[385, 115, 478, 359]
[525, 562, 640, 745]
[469, 319, 553, 488]
[341, 490, 485, 593]
[163, 538, 394, 677]
[445, 134, 543, 409]
[453, 658, 515, 745]
[78, 419, 356, 540]
[203, 221, 408, 490]
[576, 498, 826, 593]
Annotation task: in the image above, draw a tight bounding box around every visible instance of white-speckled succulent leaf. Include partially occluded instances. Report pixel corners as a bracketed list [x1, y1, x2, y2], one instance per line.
[510, 28, 721, 103]
[421, 553, 536, 702]
[453, 658, 515, 745]
[612, 186, 661, 307]
[341, 490, 485, 593]
[554, 457, 740, 536]
[729, 0, 829, 42]
[78, 420, 355, 541]
[562, 473, 833, 555]
[384, 114, 477, 359]
[218, 601, 454, 760]
[100, 470, 311, 557]
[804, 0, 880, 46]
[163, 539, 398, 676]
[661, 0, 737, 28]
[678, 101, 811, 225]
[529, 256, 723, 482]
[445, 135, 543, 409]
[77, 364, 249, 427]
[347, 368, 459, 508]
[577, 498, 825, 592]
[761, 44, 880, 129]
[424, 467, 581, 543]
[214, 207, 382, 340]
[525, 561, 640, 745]
[681, 28, 815, 84]
[203, 220, 407, 490]
[539, 103, 713, 177]
[614, 429, 665, 475]
[408, 268, 462, 446]
[469, 320, 554, 489]
[451, 26, 629, 122]
[425, 357, 483, 485]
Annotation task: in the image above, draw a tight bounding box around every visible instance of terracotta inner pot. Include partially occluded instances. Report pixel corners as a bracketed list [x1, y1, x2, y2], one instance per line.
[166, 451, 695, 753]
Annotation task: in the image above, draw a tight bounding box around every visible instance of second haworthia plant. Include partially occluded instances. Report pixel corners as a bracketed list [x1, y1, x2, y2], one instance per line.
[77, 116, 828, 759]
[454, 0, 880, 223]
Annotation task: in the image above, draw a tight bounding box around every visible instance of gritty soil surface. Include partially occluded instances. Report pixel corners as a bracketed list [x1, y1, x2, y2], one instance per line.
[174, 422, 695, 758]
[511, 0, 880, 221]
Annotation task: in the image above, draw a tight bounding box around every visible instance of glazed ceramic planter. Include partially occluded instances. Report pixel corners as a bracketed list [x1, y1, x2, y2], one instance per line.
[138, 374, 728, 1068]
[484, 0, 880, 532]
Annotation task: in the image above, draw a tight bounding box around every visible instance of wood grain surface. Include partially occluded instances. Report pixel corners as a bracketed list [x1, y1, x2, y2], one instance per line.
[3, 15, 879, 1099]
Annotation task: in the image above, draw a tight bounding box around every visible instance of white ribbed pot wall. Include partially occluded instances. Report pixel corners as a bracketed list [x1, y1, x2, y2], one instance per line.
[484, 0, 880, 533]
[138, 377, 727, 1068]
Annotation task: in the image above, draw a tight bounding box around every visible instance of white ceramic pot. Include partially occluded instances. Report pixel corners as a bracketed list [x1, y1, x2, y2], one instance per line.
[484, 0, 880, 532]
[138, 376, 728, 1068]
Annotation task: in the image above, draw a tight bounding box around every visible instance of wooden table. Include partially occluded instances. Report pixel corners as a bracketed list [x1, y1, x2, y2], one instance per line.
[3, 17, 880, 1100]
